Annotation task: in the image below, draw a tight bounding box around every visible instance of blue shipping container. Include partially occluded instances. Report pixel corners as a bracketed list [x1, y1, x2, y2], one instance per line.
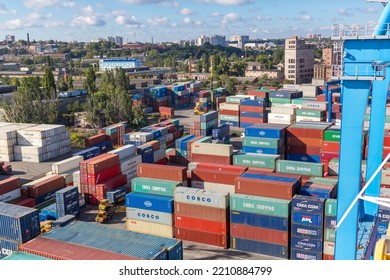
[35, 187, 65, 206]
[324, 216, 336, 228]
[244, 125, 287, 138]
[378, 206, 390, 224]
[55, 186, 79, 204]
[241, 173, 298, 184]
[200, 111, 218, 123]
[0, 239, 19, 259]
[106, 186, 128, 204]
[290, 249, 322, 260]
[230, 237, 288, 259]
[73, 146, 100, 160]
[220, 120, 239, 127]
[125, 192, 174, 213]
[291, 236, 323, 253]
[243, 146, 280, 155]
[292, 223, 323, 240]
[292, 211, 323, 228]
[292, 195, 325, 214]
[0, 202, 40, 243]
[286, 154, 321, 163]
[239, 122, 256, 129]
[240, 99, 268, 107]
[299, 186, 335, 199]
[92, 141, 112, 153]
[269, 90, 303, 99]
[230, 210, 289, 231]
[240, 111, 266, 118]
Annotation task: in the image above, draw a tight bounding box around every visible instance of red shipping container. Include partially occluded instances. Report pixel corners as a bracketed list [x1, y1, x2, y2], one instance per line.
[27, 175, 65, 198]
[87, 164, 121, 185]
[323, 254, 334, 260]
[175, 227, 228, 248]
[240, 116, 265, 124]
[235, 177, 298, 200]
[174, 202, 229, 223]
[219, 109, 240, 116]
[239, 105, 265, 113]
[322, 141, 340, 153]
[164, 124, 177, 133]
[192, 168, 242, 185]
[287, 145, 322, 155]
[287, 137, 323, 147]
[320, 151, 340, 163]
[15, 197, 36, 208]
[287, 127, 328, 138]
[148, 140, 160, 151]
[384, 131, 390, 146]
[247, 90, 268, 98]
[195, 163, 247, 173]
[20, 237, 140, 260]
[175, 215, 228, 235]
[95, 174, 127, 198]
[0, 176, 20, 195]
[332, 103, 342, 113]
[186, 136, 204, 161]
[84, 153, 119, 175]
[199, 91, 211, 98]
[246, 167, 275, 173]
[230, 223, 289, 246]
[137, 163, 187, 181]
[194, 122, 201, 130]
[191, 153, 232, 165]
[85, 133, 107, 147]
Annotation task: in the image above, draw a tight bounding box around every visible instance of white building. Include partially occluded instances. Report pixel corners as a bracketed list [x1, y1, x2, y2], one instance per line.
[99, 59, 143, 71]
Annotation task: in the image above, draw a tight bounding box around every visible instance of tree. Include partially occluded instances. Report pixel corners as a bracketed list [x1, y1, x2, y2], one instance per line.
[83, 95, 101, 128]
[132, 101, 147, 129]
[57, 75, 68, 92]
[83, 66, 97, 94]
[68, 75, 74, 89]
[230, 60, 247, 76]
[42, 68, 57, 98]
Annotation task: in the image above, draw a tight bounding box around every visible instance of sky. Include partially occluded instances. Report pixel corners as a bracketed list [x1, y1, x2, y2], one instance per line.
[0, 0, 385, 43]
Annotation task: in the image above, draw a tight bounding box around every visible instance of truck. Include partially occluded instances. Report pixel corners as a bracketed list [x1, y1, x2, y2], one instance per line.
[95, 199, 125, 223]
[0, 162, 12, 175]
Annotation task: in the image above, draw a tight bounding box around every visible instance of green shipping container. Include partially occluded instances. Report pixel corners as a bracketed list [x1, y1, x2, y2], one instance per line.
[242, 137, 282, 149]
[325, 199, 337, 217]
[276, 160, 324, 177]
[200, 119, 218, 130]
[324, 130, 341, 142]
[292, 98, 316, 105]
[131, 177, 182, 197]
[220, 115, 240, 122]
[309, 177, 338, 186]
[269, 98, 291, 104]
[227, 96, 248, 103]
[230, 194, 291, 218]
[324, 228, 336, 242]
[296, 109, 326, 118]
[197, 136, 212, 143]
[233, 153, 279, 169]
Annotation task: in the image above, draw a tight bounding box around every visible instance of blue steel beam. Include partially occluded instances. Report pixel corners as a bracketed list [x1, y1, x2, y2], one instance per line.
[335, 79, 370, 260]
[373, 3, 390, 36]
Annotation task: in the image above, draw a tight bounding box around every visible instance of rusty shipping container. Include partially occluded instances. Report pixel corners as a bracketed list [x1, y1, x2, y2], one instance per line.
[175, 227, 229, 248]
[137, 163, 187, 182]
[192, 168, 243, 185]
[85, 154, 120, 174]
[27, 175, 65, 198]
[0, 177, 20, 196]
[175, 215, 228, 235]
[230, 223, 289, 246]
[87, 165, 121, 185]
[174, 202, 229, 223]
[195, 163, 248, 173]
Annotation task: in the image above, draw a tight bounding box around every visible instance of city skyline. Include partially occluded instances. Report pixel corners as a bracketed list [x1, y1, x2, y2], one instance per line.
[0, 0, 384, 43]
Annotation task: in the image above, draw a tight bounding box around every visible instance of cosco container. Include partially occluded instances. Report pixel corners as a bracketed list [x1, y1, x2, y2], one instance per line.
[230, 210, 289, 231]
[126, 207, 174, 225]
[0, 202, 40, 243]
[231, 194, 290, 218]
[230, 237, 288, 259]
[125, 192, 174, 213]
[174, 187, 229, 209]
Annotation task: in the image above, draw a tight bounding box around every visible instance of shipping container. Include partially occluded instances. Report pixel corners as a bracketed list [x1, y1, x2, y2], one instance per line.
[292, 211, 324, 228]
[292, 195, 325, 214]
[174, 202, 228, 223]
[174, 187, 229, 209]
[175, 215, 228, 235]
[292, 223, 323, 239]
[0, 177, 20, 196]
[137, 163, 187, 182]
[194, 162, 247, 173]
[86, 154, 120, 174]
[126, 207, 174, 225]
[126, 219, 174, 238]
[51, 156, 83, 175]
[73, 146, 100, 160]
[125, 192, 174, 213]
[192, 168, 242, 185]
[231, 210, 289, 231]
[131, 177, 183, 197]
[0, 239, 19, 259]
[0, 188, 21, 203]
[191, 143, 233, 157]
[193, 181, 235, 194]
[291, 236, 323, 253]
[175, 227, 228, 248]
[2, 251, 50, 260]
[276, 160, 324, 177]
[191, 153, 232, 165]
[230, 223, 288, 245]
[290, 249, 322, 260]
[230, 237, 288, 259]
[108, 145, 136, 161]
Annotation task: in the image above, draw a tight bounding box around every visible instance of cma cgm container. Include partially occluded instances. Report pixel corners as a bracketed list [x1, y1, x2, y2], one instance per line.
[0, 202, 40, 243]
[0, 239, 19, 259]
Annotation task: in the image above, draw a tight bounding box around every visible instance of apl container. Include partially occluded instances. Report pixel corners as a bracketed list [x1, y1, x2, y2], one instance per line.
[292, 211, 323, 228]
[0, 202, 40, 243]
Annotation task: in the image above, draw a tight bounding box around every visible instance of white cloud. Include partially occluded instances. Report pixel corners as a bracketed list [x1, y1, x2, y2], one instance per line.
[62, 1, 75, 8]
[82, 5, 94, 15]
[222, 12, 241, 22]
[0, 3, 16, 14]
[71, 16, 106, 27]
[300, 15, 312, 21]
[279, 16, 289, 20]
[148, 16, 169, 26]
[183, 17, 192, 24]
[116, 15, 139, 26]
[212, 12, 220, 17]
[122, 0, 169, 4]
[23, 0, 58, 9]
[180, 8, 193, 15]
[256, 15, 271, 21]
[2, 19, 24, 30]
[171, 23, 178, 27]
[44, 20, 65, 28]
[195, 20, 202, 26]
[338, 8, 352, 17]
[159, 1, 179, 6]
[201, 0, 254, 5]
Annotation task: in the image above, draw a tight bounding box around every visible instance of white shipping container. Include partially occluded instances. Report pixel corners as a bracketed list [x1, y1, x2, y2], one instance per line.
[296, 116, 324, 122]
[268, 119, 295, 125]
[323, 241, 335, 256]
[0, 123, 36, 140]
[52, 156, 83, 174]
[174, 186, 229, 209]
[381, 167, 390, 185]
[60, 172, 75, 185]
[17, 124, 66, 139]
[17, 131, 69, 146]
[108, 145, 136, 161]
[268, 113, 296, 122]
[120, 154, 142, 172]
[138, 132, 154, 143]
[272, 103, 302, 109]
[271, 106, 297, 115]
[0, 153, 14, 162]
[0, 188, 21, 202]
[0, 122, 13, 128]
[126, 207, 174, 225]
[191, 142, 233, 157]
[0, 146, 13, 154]
[153, 148, 166, 162]
[166, 133, 174, 142]
[14, 153, 41, 163]
[302, 101, 327, 110]
[0, 138, 17, 147]
[192, 181, 235, 194]
[73, 170, 80, 185]
[219, 102, 240, 111]
[121, 166, 137, 177]
[380, 187, 390, 197]
[126, 219, 175, 238]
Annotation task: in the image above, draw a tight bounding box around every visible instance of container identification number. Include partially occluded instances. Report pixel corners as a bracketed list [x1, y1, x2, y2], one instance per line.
[212, 266, 272, 276]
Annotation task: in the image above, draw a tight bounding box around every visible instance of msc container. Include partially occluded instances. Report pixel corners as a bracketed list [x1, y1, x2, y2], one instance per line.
[230, 237, 288, 259]
[191, 143, 233, 157]
[126, 219, 174, 238]
[292, 195, 325, 214]
[126, 207, 174, 225]
[174, 187, 229, 209]
[137, 163, 187, 182]
[131, 177, 182, 197]
[174, 202, 228, 223]
[292, 211, 324, 228]
[175, 215, 228, 235]
[276, 160, 324, 177]
[290, 249, 322, 260]
[20, 236, 140, 260]
[231, 210, 289, 231]
[51, 156, 83, 174]
[0, 202, 40, 243]
[230, 223, 289, 245]
[231, 194, 290, 218]
[125, 192, 174, 213]
[292, 223, 323, 239]
[0, 239, 19, 259]
[108, 145, 136, 161]
[73, 146, 100, 160]
[175, 227, 228, 248]
[291, 236, 323, 253]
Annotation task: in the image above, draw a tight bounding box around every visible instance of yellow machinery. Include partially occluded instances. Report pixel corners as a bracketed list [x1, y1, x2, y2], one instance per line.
[374, 222, 390, 260]
[95, 199, 126, 223]
[40, 220, 53, 234]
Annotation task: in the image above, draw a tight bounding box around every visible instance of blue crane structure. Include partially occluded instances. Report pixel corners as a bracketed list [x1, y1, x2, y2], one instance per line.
[334, 1, 390, 259]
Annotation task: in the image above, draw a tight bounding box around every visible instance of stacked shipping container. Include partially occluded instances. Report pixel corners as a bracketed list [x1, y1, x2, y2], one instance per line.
[323, 199, 337, 260]
[239, 98, 269, 128]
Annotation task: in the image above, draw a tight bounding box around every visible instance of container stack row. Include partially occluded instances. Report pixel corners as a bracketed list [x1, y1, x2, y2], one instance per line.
[239, 98, 269, 128]
[268, 91, 303, 125]
[108, 145, 140, 184]
[323, 199, 337, 260]
[194, 90, 212, 114]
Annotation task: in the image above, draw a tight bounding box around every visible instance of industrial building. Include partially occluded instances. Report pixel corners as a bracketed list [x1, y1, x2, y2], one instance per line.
[99, 59, 143, 71]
